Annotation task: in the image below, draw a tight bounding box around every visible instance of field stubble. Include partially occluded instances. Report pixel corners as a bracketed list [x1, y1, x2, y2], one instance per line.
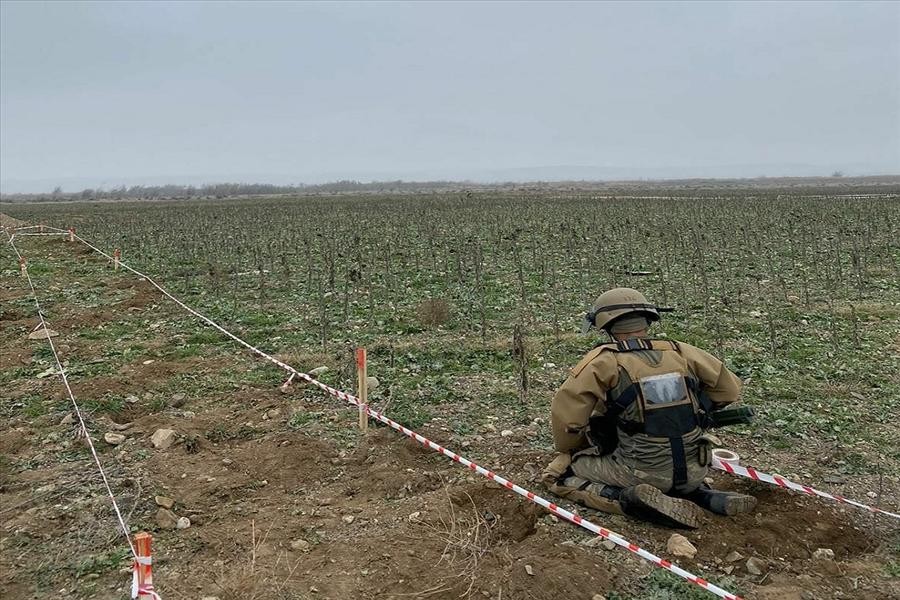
[1, 188, 899, 599]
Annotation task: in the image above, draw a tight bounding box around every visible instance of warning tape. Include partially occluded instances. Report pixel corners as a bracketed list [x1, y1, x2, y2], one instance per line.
[15, 232, 69, 236]
[11, 230, 744, 599]
[4, 231, 140, 561]
[712, 458, 900, 520]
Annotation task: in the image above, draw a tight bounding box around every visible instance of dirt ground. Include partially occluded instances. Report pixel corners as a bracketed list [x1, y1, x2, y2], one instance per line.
[1, 235, 899, 600]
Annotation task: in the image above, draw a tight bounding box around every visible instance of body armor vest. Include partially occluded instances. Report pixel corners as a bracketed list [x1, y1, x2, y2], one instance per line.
[593, 338, 714, 489]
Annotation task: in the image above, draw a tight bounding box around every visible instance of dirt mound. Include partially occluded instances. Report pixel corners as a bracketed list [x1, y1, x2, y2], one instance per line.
[699, 478, 878, 561]
[449, 484, 540, 542]
[0, 213, 26, 228]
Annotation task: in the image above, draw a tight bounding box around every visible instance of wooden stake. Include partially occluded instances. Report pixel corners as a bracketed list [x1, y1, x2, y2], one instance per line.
[356, 347, 368, 433]
[39, 224, 44, 233]
[113, 248, 121, 270]
[68, 227, 75, 242]
[134, 531, 154, 599]
[19, 257, 26, 277]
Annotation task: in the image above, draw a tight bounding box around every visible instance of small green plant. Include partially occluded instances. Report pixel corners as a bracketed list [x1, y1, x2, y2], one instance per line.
[641, 570, 743, 600]
[184, 434, 200, 453]
[73, 548, 130, 577]
[83, 394, 125, 415]
[22, 395, 48, 418]
[288, 411, 321, 429]
[886, 560, 900, 578]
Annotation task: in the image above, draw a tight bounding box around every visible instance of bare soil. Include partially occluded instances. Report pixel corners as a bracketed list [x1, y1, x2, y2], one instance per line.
[1, 236, 898, 600]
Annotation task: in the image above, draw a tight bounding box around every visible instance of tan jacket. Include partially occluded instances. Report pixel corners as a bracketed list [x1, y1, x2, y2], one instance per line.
[551, 339, 742, 454]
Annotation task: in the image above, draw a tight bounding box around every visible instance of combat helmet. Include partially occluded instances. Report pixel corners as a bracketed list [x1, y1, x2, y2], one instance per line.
[581, 287, 661, 333]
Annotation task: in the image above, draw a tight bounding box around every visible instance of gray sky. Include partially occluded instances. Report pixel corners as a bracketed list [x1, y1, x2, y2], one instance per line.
[1, 1, 898, 192]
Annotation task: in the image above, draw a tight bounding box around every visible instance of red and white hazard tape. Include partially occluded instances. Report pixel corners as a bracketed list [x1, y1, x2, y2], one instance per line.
[7, 229, 158, 598]
[37, 231, 742, 600]
[132, 555, 161, 600]
[4, 232, 142, 564]
[15, 232, 69, 236]
[712, 457, 900, 520]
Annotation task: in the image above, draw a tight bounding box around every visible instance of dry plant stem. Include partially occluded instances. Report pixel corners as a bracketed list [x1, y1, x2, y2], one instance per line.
[416, 487, 497, 599]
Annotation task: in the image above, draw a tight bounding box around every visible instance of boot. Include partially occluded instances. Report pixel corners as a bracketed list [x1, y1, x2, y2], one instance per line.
[619, 484, 705, 529]
[552, 476, 625, 515]
[682, 483, 757, 516]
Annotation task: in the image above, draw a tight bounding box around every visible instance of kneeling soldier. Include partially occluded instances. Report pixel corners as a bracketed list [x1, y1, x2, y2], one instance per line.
[543, 287, 757, 528]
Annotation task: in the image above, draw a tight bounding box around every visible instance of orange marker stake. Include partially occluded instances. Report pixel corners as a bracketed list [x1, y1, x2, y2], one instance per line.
[356, 347, 368, 433]
[133, 532, 156, 599]
[113, 248, 121, 271]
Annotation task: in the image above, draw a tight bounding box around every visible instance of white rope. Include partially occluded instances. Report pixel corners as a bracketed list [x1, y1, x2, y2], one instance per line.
[4, 229, 138, 560]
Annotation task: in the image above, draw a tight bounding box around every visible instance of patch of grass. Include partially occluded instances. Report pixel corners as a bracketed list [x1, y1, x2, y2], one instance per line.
[149, 396, 169, 412]
[385, 397, 433, 429]
[0, 366, 34, 385]
[73, 547, 131, 577]
[187, 330, 227, 345]
[163, 344, 206, 359]
[640, 570, 743, 600]
[886, 561, 900, 578]
[22, 394, 48, 418]
[31, 344, 54, 363]
[82, 394, 125, 415]
[288, 411, 322, 429]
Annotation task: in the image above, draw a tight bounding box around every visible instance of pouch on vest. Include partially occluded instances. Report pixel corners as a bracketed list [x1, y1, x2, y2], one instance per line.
[588, 414, 619, 455]
[697, 432, 722, 467]
[638, 372, 698, 437]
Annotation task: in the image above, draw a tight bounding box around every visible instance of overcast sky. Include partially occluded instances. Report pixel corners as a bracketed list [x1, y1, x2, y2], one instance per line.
[1, 1, 898, 192]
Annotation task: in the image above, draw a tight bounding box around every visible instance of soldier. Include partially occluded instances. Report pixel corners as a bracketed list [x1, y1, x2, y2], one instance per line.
[542, 287, 757, 528]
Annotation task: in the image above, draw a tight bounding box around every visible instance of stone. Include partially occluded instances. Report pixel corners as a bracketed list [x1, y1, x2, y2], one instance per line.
[725, 551, 744, 563]
[290, 539, 311, 552]
[28, 328, 59, 340]
[170, 393, 187, 407]
[500, 429, 514, 438]
[59, 413, 74, 426]
[154, 496, 175, 509]
[592, 596, 606, 600]
[103, 432, 126, 445]
[408, 511, 421, 522]
[812, 548, 834, 560]
[342, 515, 355, 524]
[366, 376, 380, 390]
[150, 428, 177, 449]
[746, 557, 767, 575]
[155, 508, 178, 530]
[125, 395, 140, 404]
[666, 534, 697, 559]
[524, 564, 534, 576]
[176, 516, 191, 529]
[600, 539, 616, 551]
[266, 409, 281, 420]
